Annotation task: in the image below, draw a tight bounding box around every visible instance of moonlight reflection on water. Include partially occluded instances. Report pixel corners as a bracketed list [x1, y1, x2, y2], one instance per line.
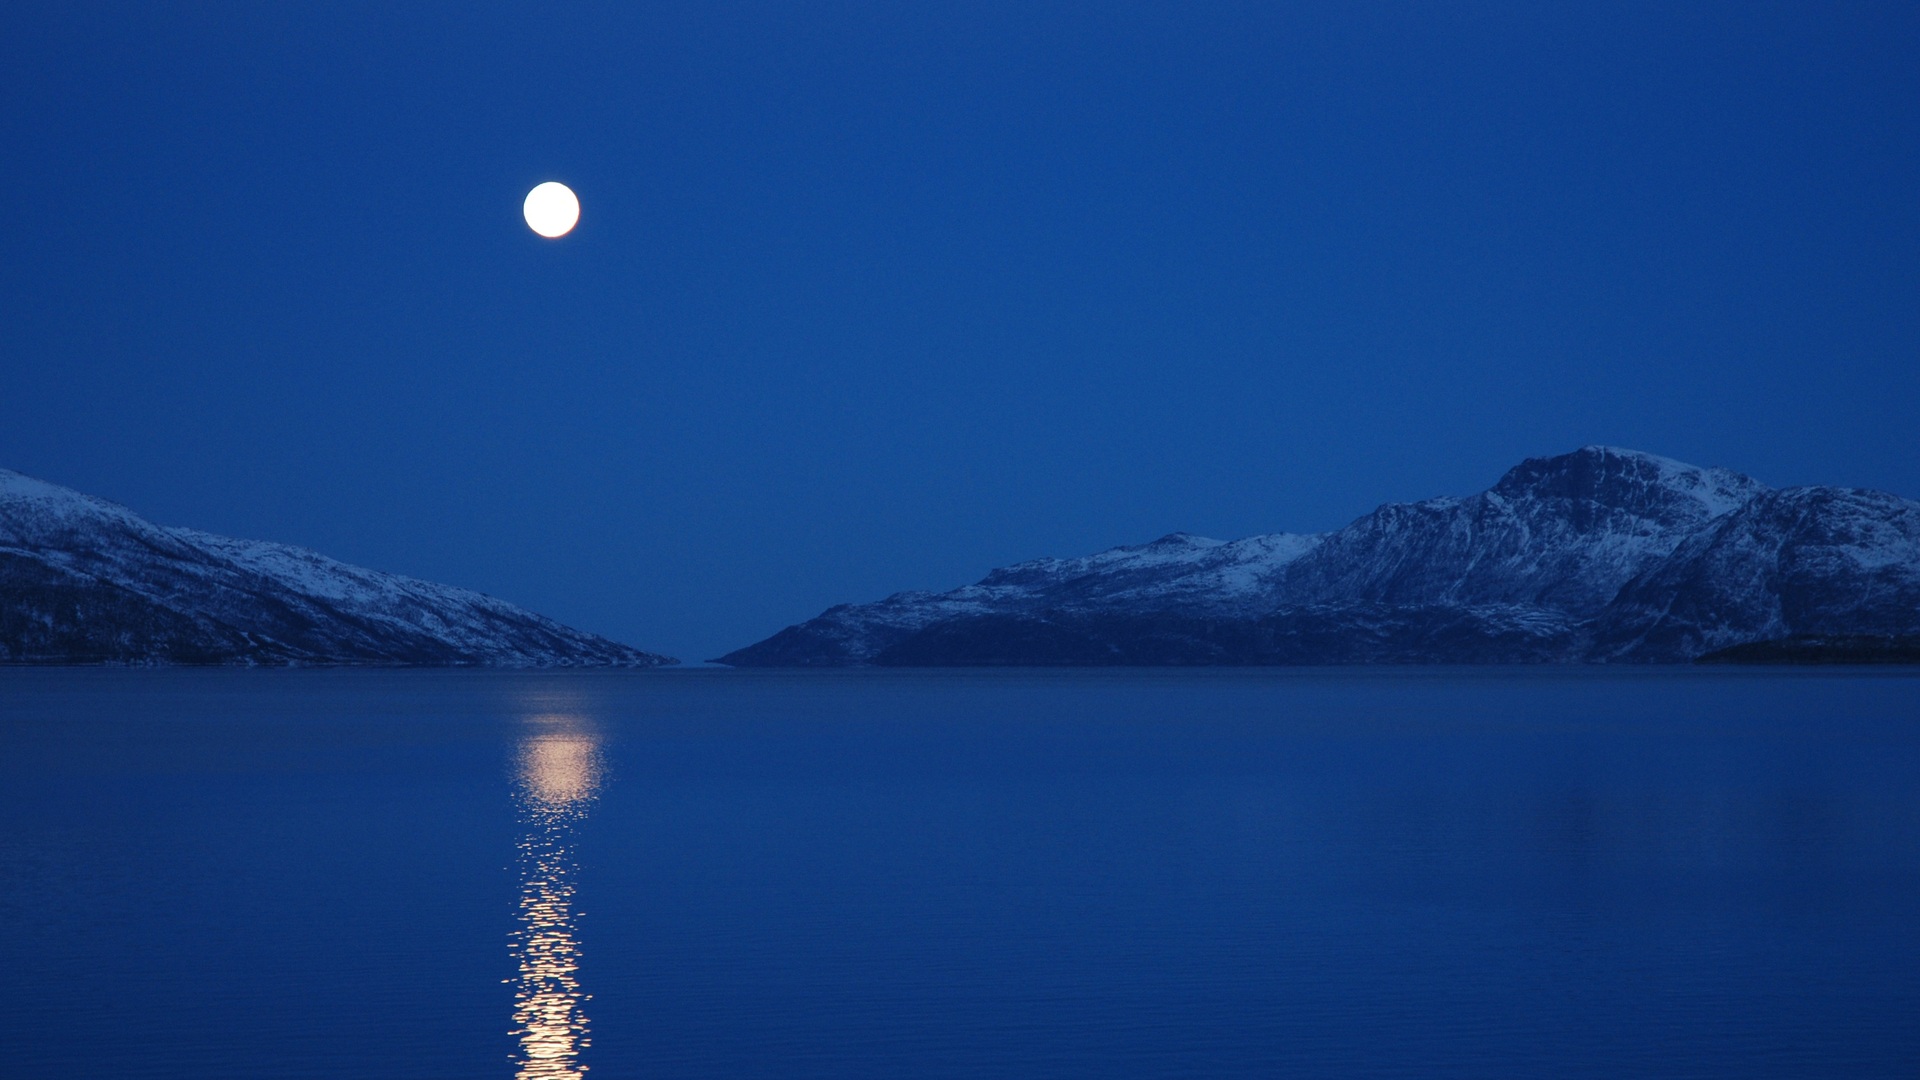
[511, 717, 603, 1080]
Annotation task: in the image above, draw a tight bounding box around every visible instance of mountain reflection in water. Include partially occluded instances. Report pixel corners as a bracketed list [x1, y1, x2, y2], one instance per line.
[511, 716, 602, 1080]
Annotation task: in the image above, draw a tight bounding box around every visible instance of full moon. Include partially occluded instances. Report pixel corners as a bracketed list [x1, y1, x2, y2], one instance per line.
[523, 182, 580, 238]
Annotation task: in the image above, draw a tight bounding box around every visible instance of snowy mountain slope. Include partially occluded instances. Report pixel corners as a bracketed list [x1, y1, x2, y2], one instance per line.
[0, 469, 675, 666]
[1274, 447, 1765, 617]
[726, 530, 1326, 665]
[717, 447, 1919, 666]
[1595, 485, 1920, 660]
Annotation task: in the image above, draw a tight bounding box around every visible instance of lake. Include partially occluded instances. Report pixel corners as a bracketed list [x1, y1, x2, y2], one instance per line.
[1, 667, 1915, 1078]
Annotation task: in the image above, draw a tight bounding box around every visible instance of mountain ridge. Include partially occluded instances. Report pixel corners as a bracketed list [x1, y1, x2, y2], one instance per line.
[0, 468, 675, 667]
[717, 447, 1920, 666]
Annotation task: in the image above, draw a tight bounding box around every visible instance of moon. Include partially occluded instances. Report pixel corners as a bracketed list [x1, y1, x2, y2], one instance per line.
[523, 182, 580, 238]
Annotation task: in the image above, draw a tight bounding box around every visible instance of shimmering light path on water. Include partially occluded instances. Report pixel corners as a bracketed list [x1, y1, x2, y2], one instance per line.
[0, 668, 1916, 1078]
[511, 711, 601, 1080]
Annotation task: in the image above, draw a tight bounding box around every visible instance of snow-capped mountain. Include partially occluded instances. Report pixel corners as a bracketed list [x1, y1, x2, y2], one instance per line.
[717, 447, 1920, 665]
[0, 468, 675, 666]
[1596, 485, 1920, 660]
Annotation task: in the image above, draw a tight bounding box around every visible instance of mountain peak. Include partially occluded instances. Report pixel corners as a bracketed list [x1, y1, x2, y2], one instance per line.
[0, 468, 171, 549]
[1491, 446, 1763, 521]
[0, 467, 119, 507]
[1139, 532, 1222, 550]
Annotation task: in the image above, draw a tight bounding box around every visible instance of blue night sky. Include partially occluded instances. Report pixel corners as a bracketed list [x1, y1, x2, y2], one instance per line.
[3, 3, 1916, 662]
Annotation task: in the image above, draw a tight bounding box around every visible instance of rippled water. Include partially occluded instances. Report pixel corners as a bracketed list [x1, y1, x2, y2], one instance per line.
[512, 717, 601, 1080]
[1, 667, 1916, 1078]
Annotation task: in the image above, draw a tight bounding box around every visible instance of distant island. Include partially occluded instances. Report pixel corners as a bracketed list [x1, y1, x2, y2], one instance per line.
[717, 447, 1920, 667]
[0, 469, 675, 667]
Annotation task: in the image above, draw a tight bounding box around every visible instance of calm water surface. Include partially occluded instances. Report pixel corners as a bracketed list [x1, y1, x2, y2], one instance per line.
[1, 668, 1916, 1078]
